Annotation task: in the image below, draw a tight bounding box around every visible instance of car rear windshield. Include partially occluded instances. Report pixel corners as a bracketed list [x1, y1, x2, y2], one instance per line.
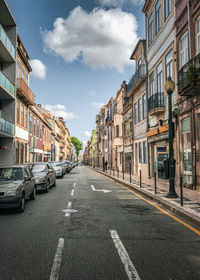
[0, 168, 23, 181]
[50, 162, 62, 167]
[32, 165, 46, 173]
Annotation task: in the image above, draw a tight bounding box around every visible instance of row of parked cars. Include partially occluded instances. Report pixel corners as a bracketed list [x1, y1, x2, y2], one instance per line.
[0, 160, 78, 213]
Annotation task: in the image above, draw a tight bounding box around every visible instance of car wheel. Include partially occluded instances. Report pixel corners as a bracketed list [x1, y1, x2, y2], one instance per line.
[18, 196, 25, 213]
[30, 187, 36, 200]
[46, 181, 50, 193]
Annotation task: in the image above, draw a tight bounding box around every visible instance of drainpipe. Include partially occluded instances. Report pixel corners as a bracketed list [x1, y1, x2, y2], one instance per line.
[187, 0, 192, 59]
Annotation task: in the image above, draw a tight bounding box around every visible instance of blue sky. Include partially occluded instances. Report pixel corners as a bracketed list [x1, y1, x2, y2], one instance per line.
[7, 0, 145, 147]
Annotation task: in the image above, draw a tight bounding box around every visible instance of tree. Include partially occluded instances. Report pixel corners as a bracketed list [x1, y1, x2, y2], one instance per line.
[71, 136, 83, 157]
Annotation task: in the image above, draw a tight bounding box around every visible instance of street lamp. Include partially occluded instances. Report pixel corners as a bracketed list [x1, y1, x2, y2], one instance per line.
[164, 77, 178, 198]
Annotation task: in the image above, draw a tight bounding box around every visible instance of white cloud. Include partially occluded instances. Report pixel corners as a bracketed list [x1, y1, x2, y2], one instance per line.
[30, 59, 47, 80]
[83, 130, 91, 138]
[42, 6, 138, 72]
[99, 0, 144, 7]
[43, 104, 79, 122]
[90, 101, 104, 109]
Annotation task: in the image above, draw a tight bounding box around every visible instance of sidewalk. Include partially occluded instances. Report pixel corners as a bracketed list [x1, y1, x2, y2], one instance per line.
[92, 166, 200, 227]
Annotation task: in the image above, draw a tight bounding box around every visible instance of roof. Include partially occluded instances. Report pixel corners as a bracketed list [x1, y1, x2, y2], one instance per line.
[130, 39, 146, 60]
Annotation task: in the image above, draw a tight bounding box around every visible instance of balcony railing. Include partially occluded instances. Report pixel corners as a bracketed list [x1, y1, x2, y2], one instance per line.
[0, 117, 14, 135]
[178, 53, 200, 94]
[0, 72, 15, 96]
[148, 92, 165, 112]
[0, 23, 15, 58]
[127, 64, 147, 94]
[17, 78, 34, 104]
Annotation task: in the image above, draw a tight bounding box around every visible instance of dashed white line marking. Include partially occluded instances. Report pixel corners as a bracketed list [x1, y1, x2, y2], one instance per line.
[71, 189, 74, 196]
[49, 238, 65, 280]
[65, 201, 72, 217]
[110, 230, 141, 280]
[73, 182, 76, 187]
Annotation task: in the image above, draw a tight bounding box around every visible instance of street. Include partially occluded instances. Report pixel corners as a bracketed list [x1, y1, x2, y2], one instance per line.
[0, 166, 199, 280]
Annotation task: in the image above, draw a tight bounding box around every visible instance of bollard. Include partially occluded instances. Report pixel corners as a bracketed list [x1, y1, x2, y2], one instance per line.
[129, 164, 131, 183]
[140, 169, 142, 188]
[180, 176, 183, 207]
[117, 168, 119, 178]
[154, 172, 157, 195]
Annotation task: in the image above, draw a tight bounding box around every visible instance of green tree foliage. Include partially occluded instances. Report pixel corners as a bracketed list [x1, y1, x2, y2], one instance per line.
[71, 136, 83, 156]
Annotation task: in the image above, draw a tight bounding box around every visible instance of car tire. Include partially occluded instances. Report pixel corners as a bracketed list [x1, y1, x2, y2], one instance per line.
[18, 196, 25, 213]
[46, 181, 50, 193]
[30, 187, 36, 200]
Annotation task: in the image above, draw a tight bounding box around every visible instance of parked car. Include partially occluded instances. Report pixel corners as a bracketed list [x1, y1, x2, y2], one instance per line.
[31, 163, 56, 192]
[49, 161, 65, 178]
[0, 165, 36, 212]
[62, 161, 72, 173]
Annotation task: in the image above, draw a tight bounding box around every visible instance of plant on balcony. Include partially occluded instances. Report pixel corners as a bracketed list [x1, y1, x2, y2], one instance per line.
[185, 65, 199, 87]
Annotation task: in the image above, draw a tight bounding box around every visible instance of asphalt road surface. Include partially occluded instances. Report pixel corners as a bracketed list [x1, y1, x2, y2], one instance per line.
[0, 166, 199, 280]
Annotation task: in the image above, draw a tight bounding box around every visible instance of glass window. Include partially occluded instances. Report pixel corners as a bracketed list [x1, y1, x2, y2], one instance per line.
[138, 58, 141, 68]
[166, 49, 173, 80]
[139, 142, 142, 163]
[148, 13, 153, 46]
[17, 60, 20, 78]
[40, 124, 42, 139]
[165, 0, 172, 20]
[180, 32, 189, 68]
[138, 98, 141, 122]
[37, 121, 39, 137]
[157, 62, 163, 92]
[25, 107, 28, 128]
[21, 104, 24, 126]
[142, 94, 147, 119]
[156, 0, 161, 35]
[34, 118, 36, 135]
[197, 18, 200, 54]
[134, 103, 137, 124]
[116, 125, 119, 137]
[143, 141, 147, 163]
[16, 101, 20, 124]
[22, 67, 25, 80]
[29, 115, 32, 134]
[150, 72, 154, 96]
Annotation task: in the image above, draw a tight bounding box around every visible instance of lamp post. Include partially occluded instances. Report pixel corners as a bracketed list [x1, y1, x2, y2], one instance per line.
[164, 77, 178, 198]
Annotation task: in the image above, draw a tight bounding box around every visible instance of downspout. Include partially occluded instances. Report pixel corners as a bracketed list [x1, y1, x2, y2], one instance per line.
[187, 0, 192, 59]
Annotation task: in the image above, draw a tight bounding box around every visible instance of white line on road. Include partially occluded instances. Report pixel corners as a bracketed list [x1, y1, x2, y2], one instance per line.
[65, 201, 72, 217]
[49, 238, 65, 280]
[73, 182, 76, 187]
[71, 189, 74, 196]
[110, 230, 141, 280]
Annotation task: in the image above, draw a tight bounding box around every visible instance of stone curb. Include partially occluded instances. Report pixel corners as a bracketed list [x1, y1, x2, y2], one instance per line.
[90, 167, 200, 228]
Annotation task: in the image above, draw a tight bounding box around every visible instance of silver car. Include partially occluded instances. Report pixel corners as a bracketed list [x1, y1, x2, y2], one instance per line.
[32, 163, 56, 192]
[0, 166, 36, 212]
[49, 161, 65, 178]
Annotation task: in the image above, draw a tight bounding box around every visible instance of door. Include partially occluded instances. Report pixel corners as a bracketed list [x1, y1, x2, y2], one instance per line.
[135, 143, 138, 175]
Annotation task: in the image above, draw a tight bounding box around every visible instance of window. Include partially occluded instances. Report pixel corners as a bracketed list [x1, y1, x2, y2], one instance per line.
[138, 58, 141, 68]
[40, 124, 42, 139]
[25, 107, 28, 128]
[150, 72, 154, 96]
[116, 125, 119, 137]
[120, 152, 123, 165]
[156, 0, 161, 35]
[17, 60, 20, 78]
[29, 115, 32, 134]
[16, 101, 20, 124]
[22, 67, 25, 80]
[25, 72, 28, 85]
[142, 94, 147, 119]
[165, 0, 171, 20]
[139, 142, 142, 163]
[180, 32, 189, 68]
[197, 18, 200, 54]
[138, 98, 141, 122]
[157, 63, 163, 92]
[33, 118, 36, 135]
[166, 49, 173, 80]
[130, 122, 133, 133]
[182, 118, 192, 184]
[21, 104, 24, 126]
[134, 103, 137, 124]
[37, 121, 39, 137]
[148, 13, 153, 46]
[143, 141, 147, 163]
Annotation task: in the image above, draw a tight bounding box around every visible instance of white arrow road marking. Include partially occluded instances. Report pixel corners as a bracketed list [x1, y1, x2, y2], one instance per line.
[49, 238, 65, 280]
[71, 189, 74, 196]
[110, 230, 141, 280]
[90, 185, 112, 193]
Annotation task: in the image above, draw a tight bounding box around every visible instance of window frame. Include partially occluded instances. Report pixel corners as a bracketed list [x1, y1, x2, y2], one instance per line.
[142, 94, 147, 119]
[134, 102, 138, 124]
[155, 0, 161, 35]
[150, 72, 154, 96]
[165, 49, 173, 80]
[164, 0, 172, 21]
[138, 98, 142, 123]
[148, 12, 154, 46]
[157, 62, 163, 93]
[180, 32, 189, 68]
[197, 17, 200, 54]
[139, 142, 142, 164]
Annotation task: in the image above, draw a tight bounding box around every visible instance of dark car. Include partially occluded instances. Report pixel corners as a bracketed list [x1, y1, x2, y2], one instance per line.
[31, 163, 56, 192]
[0, 166, 36, 212]
[62, 161, 72, 173]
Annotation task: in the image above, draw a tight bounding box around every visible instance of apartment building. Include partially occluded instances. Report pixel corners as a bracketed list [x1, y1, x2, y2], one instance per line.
[15, 35, 34, 164]
[95, 114, 101, 167]
[105, 98, 115, 170]
[58, 117, 66, 161]
[0, 0, 16, 165]
[175, 0, 200, 190]
[143, 0, 177, 180]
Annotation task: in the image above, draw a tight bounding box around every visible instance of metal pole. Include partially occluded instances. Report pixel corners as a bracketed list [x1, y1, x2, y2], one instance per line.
[122, 153, 124, 180]
[117, 168, 119, 178]
[154, 172, 157, 195]
[110, 165, 111, 175]
[129, 163, 131, 183]
[140, 169, 142, 188]
[180, 176, 183, 207]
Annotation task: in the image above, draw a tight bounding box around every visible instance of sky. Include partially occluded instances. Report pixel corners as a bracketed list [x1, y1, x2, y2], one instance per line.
[7, 0, 145, 148]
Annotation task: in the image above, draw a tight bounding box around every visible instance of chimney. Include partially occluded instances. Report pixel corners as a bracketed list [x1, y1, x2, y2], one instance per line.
[37, 104, 42, 108]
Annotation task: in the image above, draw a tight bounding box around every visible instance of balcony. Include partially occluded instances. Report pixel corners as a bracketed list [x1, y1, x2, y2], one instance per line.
[17, 78, 34, 105]
[0, 71, 15, 97]
[178, 53, 200, 96]
[127, 64, 147, 95]
[0, 23, 15, 61]
[148, 92, 165, 116]
[0, 117, 14, 136]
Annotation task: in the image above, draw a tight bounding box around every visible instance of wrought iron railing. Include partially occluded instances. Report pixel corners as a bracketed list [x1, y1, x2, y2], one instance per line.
[148, 92, 165, 112]
[127, 64, 147, 94]
[0, 117, 14, 135]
